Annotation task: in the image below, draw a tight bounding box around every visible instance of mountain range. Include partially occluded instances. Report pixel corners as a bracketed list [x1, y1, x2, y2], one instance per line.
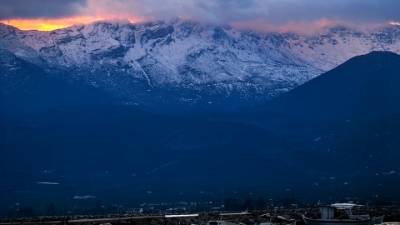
[1, 20, 400, 109]
[1, 20, 400, 215]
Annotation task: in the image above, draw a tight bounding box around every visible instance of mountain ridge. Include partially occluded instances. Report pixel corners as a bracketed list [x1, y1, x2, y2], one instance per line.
[1, 20, 400, 109]
[267, 51, 400, 120]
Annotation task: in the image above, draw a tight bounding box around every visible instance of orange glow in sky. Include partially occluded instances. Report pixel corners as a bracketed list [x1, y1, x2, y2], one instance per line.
[0, 16, 142, 31]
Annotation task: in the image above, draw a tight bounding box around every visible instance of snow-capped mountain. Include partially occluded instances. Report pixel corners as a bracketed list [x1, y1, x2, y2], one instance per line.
[1, 19, 400, 108]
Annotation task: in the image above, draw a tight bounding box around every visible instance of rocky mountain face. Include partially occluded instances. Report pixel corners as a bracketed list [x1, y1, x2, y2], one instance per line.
[1, 20, 400, 109]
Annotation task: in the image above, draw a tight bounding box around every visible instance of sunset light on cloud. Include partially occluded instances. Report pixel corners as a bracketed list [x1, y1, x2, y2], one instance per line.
[1, 17, 102, 31]
[0, 16, 142, 31]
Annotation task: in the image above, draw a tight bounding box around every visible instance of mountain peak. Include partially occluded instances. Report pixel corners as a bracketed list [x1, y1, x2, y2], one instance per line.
[270, 50, 400, 122]
[361, 50, 399, 58]
[336, 51, 400, 72]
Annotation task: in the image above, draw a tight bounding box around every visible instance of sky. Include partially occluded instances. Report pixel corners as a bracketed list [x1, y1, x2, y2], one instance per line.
[1, 0, 400, 32]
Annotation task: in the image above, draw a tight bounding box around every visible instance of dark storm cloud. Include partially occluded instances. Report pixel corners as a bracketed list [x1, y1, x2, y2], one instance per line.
[257, 0, 400, 23]
[0, 0, 86, 19]
[1, 0, 400, 24]
[191, 0, 400, 23]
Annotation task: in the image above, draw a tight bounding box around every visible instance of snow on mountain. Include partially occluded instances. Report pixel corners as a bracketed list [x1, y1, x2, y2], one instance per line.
[282, 26, 400, 71]
[1, 19, 400, 107]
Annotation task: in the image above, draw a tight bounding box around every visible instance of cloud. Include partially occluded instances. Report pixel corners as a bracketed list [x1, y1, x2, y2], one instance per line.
[81, 0, 400, 24]
[80, 0, 273, 23]
[258, 0, 400, 24]
[1, 0, 400, 32]
[390, 21, 400, 26]
[232, 18, 340, 34]
[0, 0, 86, 19]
